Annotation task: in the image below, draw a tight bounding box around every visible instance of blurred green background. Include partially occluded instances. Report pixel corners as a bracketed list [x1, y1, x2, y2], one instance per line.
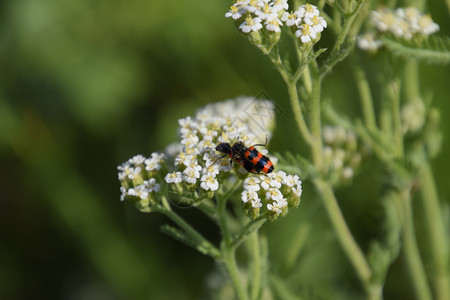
[1, 0, 449, 299]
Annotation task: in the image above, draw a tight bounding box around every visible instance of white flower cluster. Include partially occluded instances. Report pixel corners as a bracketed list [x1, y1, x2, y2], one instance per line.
[322, 126, 362, 184]
[225, 1, 327, 44]
[356, 33, 383, 51]
[401, 100, 425, 134]
[241, 171, 302, 221]
[359, 6, 440, 51]
[371, 7, 439, 39]
[118, 97, 302, 220]
[165, 97, 275, 194]
[118, 153, 164, 212]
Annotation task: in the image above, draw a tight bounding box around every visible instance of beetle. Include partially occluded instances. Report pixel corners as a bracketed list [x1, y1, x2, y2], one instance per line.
[215, 139, 274, 174]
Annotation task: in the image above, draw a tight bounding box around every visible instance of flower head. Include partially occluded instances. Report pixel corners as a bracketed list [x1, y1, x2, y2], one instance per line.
[368, 6, 439, 42]
[118, 97, 301, 221]
[296, 24, 316, 43]
[240, 16, 263, 33]
[281, 11, 302, 27]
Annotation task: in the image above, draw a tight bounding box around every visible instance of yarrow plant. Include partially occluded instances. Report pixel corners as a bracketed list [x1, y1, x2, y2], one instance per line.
[357, 6, 440, 51]
[118, 97, 303, 298]
[118, 1, 450, 299]
[226, 1, 327, 50]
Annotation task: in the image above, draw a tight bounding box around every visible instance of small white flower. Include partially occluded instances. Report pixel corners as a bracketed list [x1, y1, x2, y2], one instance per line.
[267, 202, 283, 213]
[127, 166, 142, 180]
[305, 15, 327, 33]
[292, 186, 302, 198]
[260, 175, 272, 190]
[266, 188, 283, 201]
[225, 5, 245, 20]
[241, 190, 259, 203]
[165, 171, 183, 184]
[298, 4, 319, 19]
[175, 152, 195, 167]
[417, 14, 439, 35]
[240, 16, 263, 33]
[129, 154, 146, 165]
[178, 116, 198, 135]
[145, 178, 160, 193]
[183, 168, 199, 184]
[204, 164, 220, 176]
[342, 167, 354, 179]
[256, 3, 278, 20]
[181, 133, 200, 148]
[270, 0, 289, 12]
[185, 161, 202, 174]
[145, 157, 161, 172]
[128, 184, 149, 200]
[200, 173, 219, 191]
[198, 139, 215, 152]
[292, 181, 302, 197]
[251, 198, 263, 208]
[283, 174, 300, 187]
[273, 171, 286, 185]
[245, 0, 264, 13]
[120, 186, 127, 201]
[281, 11, 302, 27]
[265, 17, 283, 32]
[295, 24, 316, 43]
[244, 177, 261, 192]
[357, 33, 383, 51]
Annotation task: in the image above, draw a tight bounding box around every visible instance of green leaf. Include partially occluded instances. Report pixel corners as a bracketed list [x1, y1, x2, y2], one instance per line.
[160, 224, 212, 256]
[381, 35, 450, 64]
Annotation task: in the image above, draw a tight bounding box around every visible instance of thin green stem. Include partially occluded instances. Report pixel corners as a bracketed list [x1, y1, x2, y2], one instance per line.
[403, 61, 421, 102]
[156, 202, 221, 259]
[250, 232, 262, 300]
[395, 189, 433, 300]
[223, 245, 249, 300]
[217, 193, 249, 300]
[314, 179, 373, 293]
[287, 82, 314, 145]
[419, 163, 450, 300]
[217, 194, 232, 244]
[388, 79, 403, 157]
[353, 62, 377, 131]
[333, 0, 365, 52]
[267, 46, 290, 84]
[310, 77, 323, 171]
[303, 66, 313, 95]
[231, 217, 266, 249]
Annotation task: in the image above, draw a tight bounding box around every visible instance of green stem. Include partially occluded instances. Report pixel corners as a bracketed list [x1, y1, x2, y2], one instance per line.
[250, 232, 262, 300]
[314, 179, 373, 293]
[231, 217, 266, 249]
[419, 163, 450, 300]
[287, 82, 314, 145]
[156, 202, 221, 259]
[403, 61, 421, 102]
[303, 66, 313, 95]
[353, 62, 377, 131]
[217, 194, 249, 300]
[388, 79, 403, 157]
[223, 245, 249, 300]
[333, 0, 366, 52]
[310, 77, 323, 171]
[395, 189, 433, 300]
[267, 45, 313, 146]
